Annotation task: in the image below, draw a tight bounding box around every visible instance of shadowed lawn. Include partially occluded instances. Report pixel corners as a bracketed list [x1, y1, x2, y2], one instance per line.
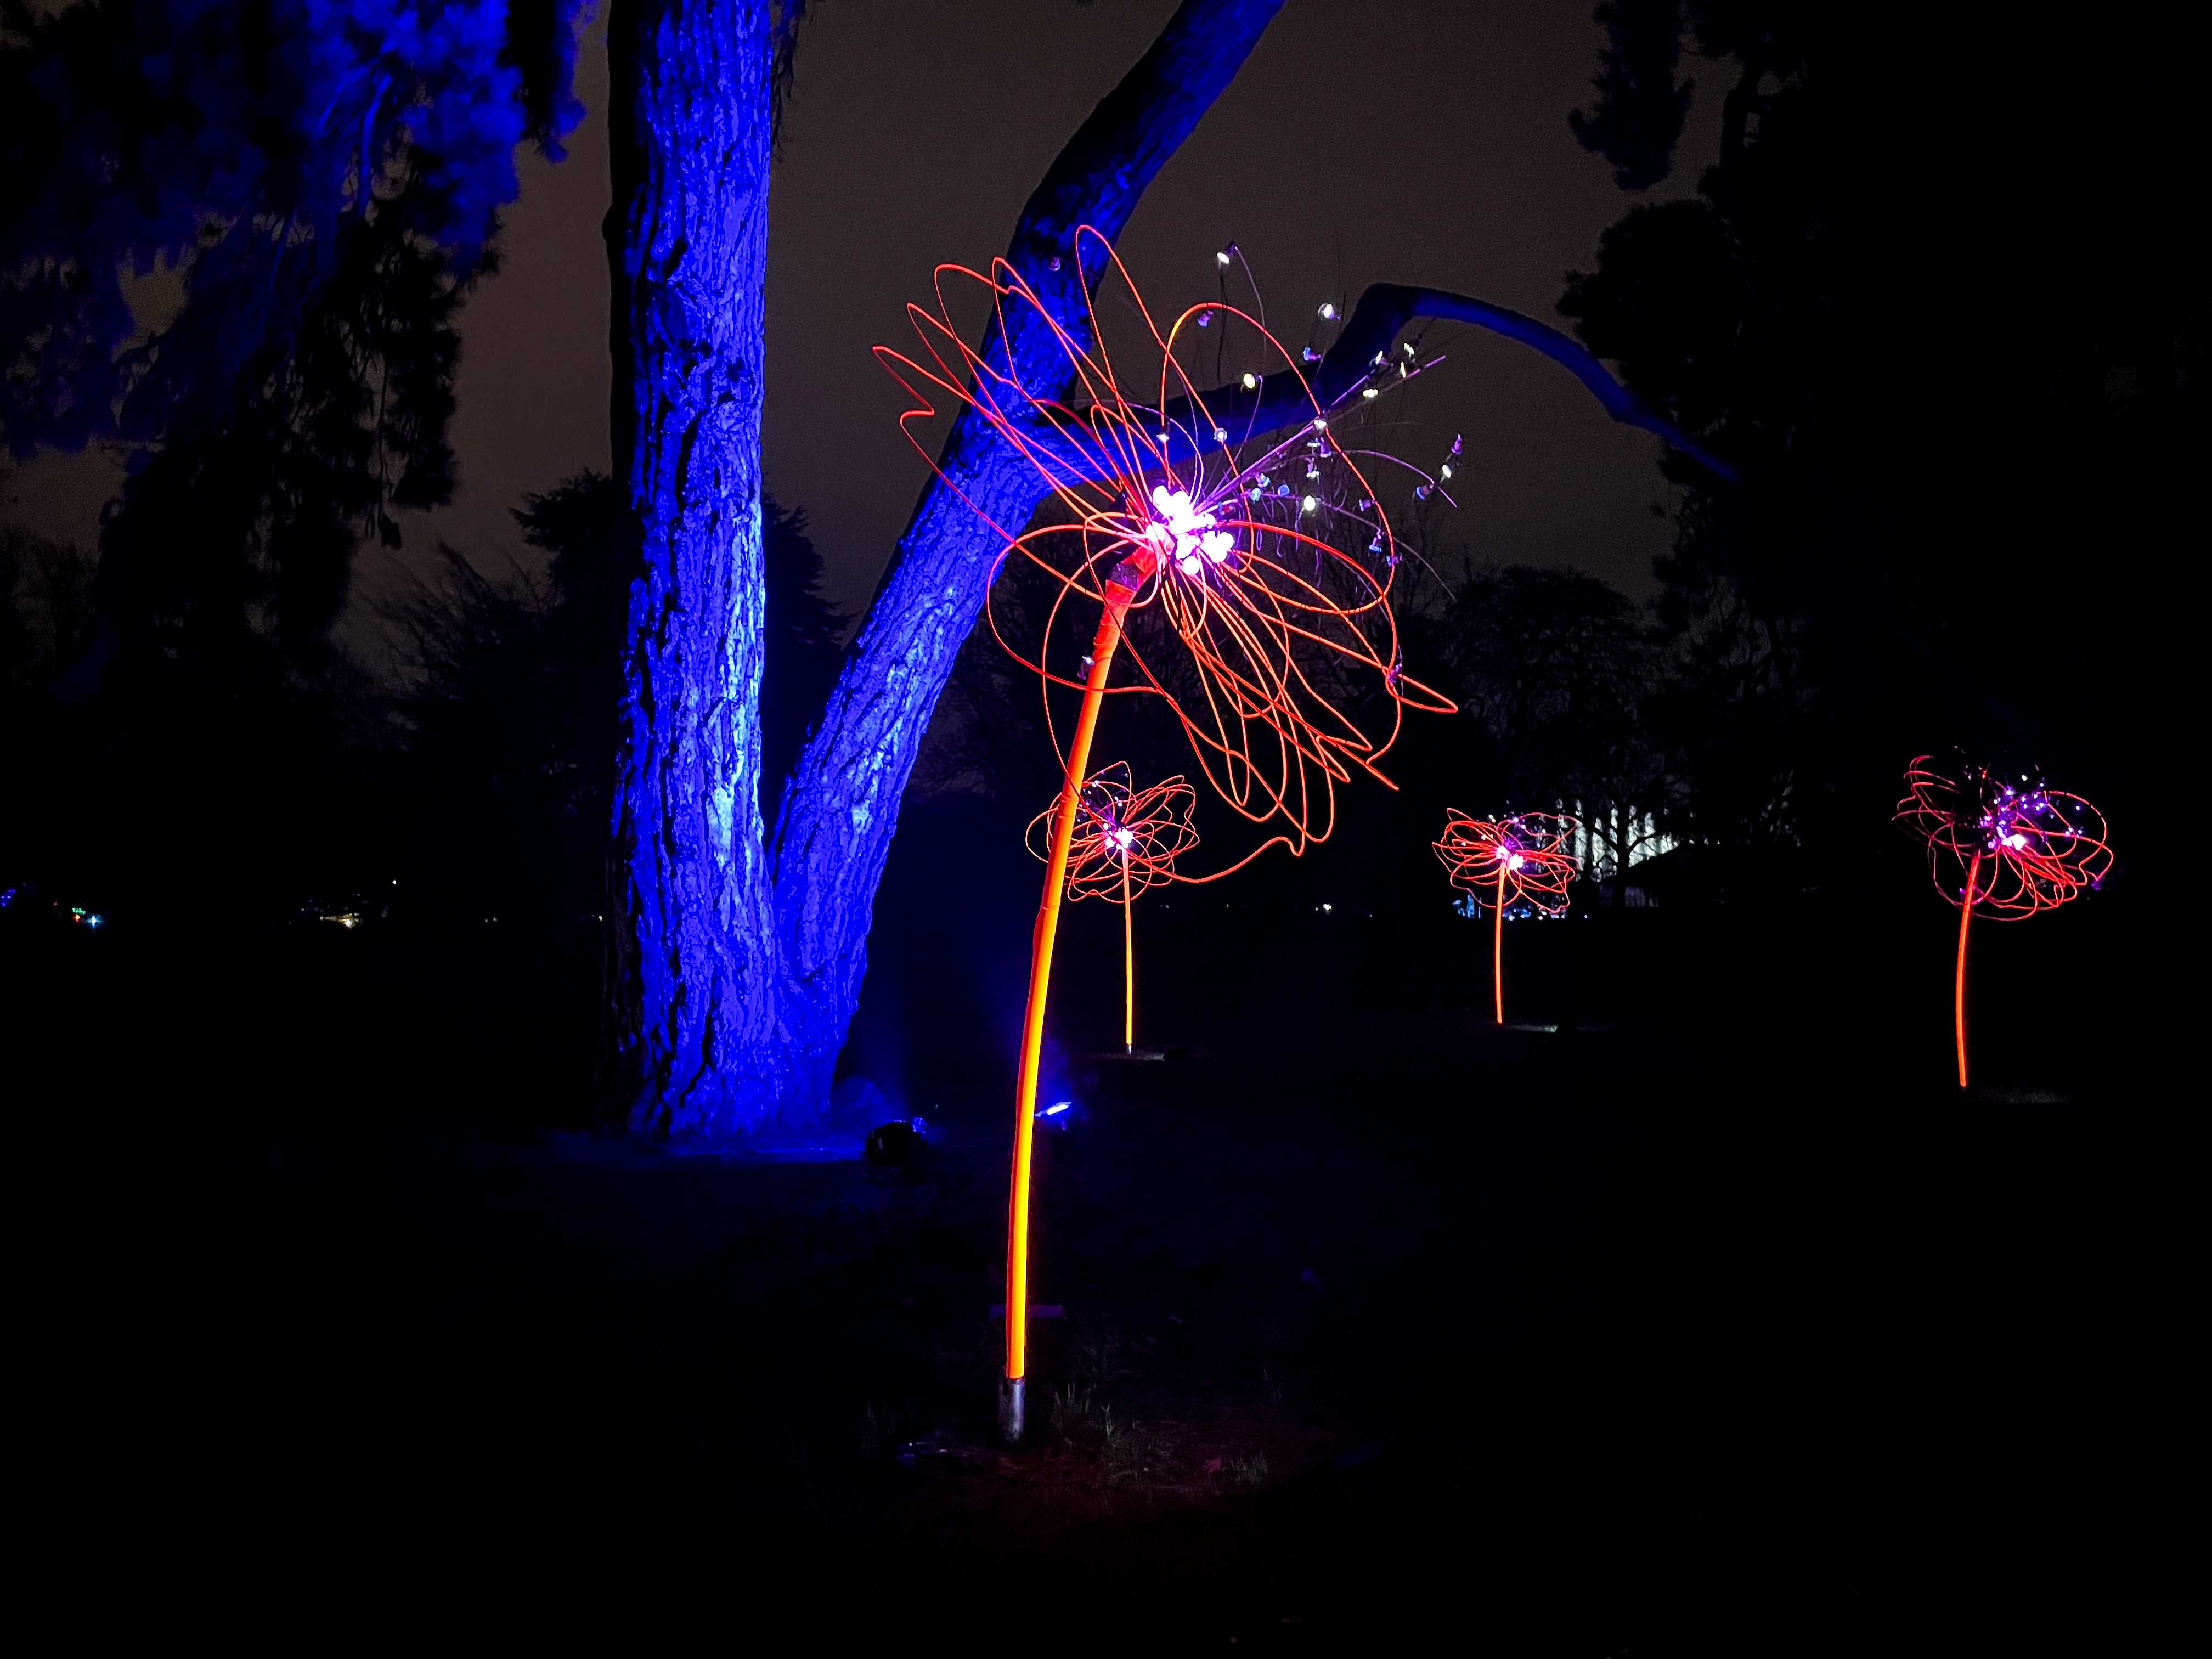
[12, 906, 2168, 1651]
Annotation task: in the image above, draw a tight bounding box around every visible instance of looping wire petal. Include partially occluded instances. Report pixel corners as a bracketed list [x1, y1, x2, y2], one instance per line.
[1432, 810, 1582, 915]
[1894, 752, 2112, 918]
[876, 225, 1455, 881]
[1026, 762, 1200, 901]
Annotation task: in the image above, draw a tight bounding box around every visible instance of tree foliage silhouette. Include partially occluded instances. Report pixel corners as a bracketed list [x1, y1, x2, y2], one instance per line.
[1560, 3, 2196, 857]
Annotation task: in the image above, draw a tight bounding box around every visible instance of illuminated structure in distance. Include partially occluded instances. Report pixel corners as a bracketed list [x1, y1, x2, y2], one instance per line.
[1029, 763, 1199, 1054]
[1895, 753, 2112, 1087]
[879, 226, 1452, 1441]
[1433, 811, 1581, 1025]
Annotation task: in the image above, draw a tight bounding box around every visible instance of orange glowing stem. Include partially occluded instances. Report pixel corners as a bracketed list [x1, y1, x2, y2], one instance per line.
[1007, 573, 1138, 1388]
[1120, 850, 1135, 1053]
[1955, 850, 1979, 1089]
[1492, 866, 1506, 1025]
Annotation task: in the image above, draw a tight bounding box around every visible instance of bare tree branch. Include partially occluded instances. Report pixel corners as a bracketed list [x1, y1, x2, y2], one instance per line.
[1163, 284, 1739, 483]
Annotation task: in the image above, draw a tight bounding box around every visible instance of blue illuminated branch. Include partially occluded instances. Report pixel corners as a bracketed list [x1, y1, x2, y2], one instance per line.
[1160, 283, 1740, 484]
[767, 0, 1288, 1125]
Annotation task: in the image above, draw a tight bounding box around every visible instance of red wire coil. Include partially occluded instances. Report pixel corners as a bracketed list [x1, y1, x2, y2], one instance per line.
[1895, 752, 2112, 917]
[1432, 810, 1582, 915]
[876, 225, 1455, 881]
[1027, 762, 1200, 902]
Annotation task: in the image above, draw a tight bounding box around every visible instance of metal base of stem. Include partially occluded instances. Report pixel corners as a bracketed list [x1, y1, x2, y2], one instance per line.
[998, 1376, 1026, 1445]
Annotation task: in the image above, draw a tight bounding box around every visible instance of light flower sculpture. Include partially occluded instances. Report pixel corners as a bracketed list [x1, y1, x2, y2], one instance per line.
[1028, 763, 1199, 1055]
[879, 225, 1452, 1440]
[1895, 753, 2112, 1087]
[1433, 810, 1581, 1025]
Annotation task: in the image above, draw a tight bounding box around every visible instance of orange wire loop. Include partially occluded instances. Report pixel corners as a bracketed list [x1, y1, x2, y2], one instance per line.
[1895, 752, 2113, 1087]
[1433, 810, 1581, 1025]
[881, 228, 1455, 1428]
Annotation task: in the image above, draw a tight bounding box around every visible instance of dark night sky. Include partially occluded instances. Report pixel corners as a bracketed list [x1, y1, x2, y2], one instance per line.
[11, 0, 1723, 631]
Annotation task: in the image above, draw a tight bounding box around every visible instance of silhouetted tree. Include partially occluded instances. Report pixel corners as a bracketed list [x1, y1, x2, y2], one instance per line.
[0, 524, 95, 694]
[1561, 4, 2195, 861]
[3, 1, 585, 669]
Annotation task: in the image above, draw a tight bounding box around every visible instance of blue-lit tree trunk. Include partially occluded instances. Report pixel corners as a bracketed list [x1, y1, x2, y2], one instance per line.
[609, 0, 785, 1133]
[613, 0, 1286, 1137]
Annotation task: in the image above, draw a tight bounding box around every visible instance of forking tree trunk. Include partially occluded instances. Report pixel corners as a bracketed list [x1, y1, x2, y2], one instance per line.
[605, 0, 1726, 1137]
[611, 0, 1287, 1137]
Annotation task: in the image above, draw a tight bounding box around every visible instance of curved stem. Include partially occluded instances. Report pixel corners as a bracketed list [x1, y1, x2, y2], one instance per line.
[1006, 578, 1138, 1404]
[1955, 852, 1979, 1089]
[1121, 851, 1135, 1053]
[1493, 867, 1507, 1026]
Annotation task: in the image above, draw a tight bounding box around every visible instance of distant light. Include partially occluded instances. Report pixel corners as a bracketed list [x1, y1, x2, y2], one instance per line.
[1041, 1101, 1072, 1118]
[1361, 387, 1379, 399]
[1321, 902, 1333, 912]
[1216, 249, 1233, 267]
[1439, 464, 1453, 479]
[86, 913, 104, 929]
[1301, 494, 1317, 513]
[1242, 372, 1259, 390]
[1318, 302, 1337, 320]
[1212, 426, 1228, 442]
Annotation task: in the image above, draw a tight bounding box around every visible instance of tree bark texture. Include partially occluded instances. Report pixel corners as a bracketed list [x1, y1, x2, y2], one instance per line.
[611, 0, 783, 1136]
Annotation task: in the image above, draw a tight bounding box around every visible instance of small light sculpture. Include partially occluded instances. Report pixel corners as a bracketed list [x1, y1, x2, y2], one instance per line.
[1433, 810, 1580, 1025]
[1895, 753, 2112, 1087]
[1028, 763, 1198, 1054]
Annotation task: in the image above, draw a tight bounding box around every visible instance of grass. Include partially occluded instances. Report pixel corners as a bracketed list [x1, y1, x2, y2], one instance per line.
[8, 904, 2165, 1650]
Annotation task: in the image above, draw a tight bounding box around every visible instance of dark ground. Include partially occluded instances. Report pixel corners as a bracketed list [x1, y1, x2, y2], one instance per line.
[6, 878, 2174, 1651]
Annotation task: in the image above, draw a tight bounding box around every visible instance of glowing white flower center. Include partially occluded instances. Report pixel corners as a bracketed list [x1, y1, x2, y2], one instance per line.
[1109, 828, 1135, 851]
[1507, 852, 1526, 870]
[1150, 484, 1235, 577]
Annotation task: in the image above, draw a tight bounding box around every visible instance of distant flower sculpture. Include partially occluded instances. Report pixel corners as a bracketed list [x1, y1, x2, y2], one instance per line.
[1895, 753, 2113, 1087]
[878, 225, 1453, 1440]
[1028, 763, 1199, 1055]
[1434, 811, 1581, 1026]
